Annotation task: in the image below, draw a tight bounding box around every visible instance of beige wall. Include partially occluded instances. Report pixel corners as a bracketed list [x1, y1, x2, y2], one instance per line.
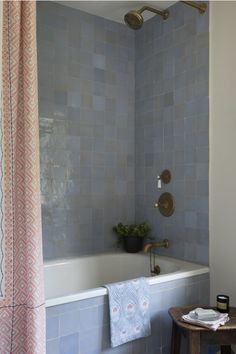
[210, 1, 236, 306]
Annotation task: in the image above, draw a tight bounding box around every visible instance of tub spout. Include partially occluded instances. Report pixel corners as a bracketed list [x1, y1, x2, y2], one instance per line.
[143, 239, 170, 253]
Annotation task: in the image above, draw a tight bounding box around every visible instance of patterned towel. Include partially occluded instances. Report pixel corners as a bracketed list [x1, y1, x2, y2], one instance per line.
[104, 277, 151, 347]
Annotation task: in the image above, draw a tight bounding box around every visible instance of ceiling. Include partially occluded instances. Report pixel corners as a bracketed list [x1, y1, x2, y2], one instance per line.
[54, 1, 177, 23]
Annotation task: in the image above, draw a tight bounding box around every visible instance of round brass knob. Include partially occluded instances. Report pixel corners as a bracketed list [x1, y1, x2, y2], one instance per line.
[160, 169, 171, 184]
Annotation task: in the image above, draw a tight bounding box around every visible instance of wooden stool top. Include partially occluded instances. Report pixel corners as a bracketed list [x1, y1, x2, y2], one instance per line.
[169, 306, 236, 332]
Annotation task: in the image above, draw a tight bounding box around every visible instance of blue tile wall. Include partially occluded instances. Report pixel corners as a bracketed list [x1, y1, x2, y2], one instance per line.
[38, 1, 209, 264]
[46, 273, 210, 354]
[37, 2, 135, 259]
[135, 2, 209, 265]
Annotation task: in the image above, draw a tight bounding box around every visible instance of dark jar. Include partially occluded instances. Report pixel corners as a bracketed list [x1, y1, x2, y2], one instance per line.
[123, 236, 144, 253]
[216, 294, 229, 313]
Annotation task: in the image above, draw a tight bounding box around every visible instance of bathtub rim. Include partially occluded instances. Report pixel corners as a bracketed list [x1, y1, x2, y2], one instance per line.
[45, 254, 209, 308]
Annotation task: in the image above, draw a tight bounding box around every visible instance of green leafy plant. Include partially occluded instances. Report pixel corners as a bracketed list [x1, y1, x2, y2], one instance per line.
[112, 221, 151, 238]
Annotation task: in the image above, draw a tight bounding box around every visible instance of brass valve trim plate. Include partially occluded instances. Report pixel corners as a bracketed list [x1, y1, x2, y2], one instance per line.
[154, 192, 175, 217]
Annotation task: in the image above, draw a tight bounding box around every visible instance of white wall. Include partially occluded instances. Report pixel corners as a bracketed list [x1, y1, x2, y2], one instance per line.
[210, 1, 236, 306]
[0, 1, 2, 95]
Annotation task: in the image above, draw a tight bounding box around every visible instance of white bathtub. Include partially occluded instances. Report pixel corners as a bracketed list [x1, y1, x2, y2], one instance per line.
[44, 252, 209, 307]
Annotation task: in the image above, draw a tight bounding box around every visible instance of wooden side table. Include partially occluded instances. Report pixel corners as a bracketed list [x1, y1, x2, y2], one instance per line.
[169, 306, 236, 354]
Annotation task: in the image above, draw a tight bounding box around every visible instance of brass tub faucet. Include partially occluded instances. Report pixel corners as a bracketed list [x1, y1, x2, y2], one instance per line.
[143, 239, 170, 253]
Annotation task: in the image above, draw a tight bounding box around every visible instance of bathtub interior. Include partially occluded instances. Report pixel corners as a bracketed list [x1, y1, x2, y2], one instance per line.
[44, 252, 185, 300]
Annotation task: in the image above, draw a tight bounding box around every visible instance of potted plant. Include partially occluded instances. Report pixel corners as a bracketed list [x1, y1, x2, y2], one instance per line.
[112, 221, 151, 253]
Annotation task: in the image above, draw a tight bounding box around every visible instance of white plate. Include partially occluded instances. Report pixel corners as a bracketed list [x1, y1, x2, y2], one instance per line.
[189, 310, 221, 322]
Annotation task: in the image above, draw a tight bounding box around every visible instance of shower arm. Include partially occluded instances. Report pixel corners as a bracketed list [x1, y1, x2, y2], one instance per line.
[181, 1, 207, 14]
[138, 6, 169, 20]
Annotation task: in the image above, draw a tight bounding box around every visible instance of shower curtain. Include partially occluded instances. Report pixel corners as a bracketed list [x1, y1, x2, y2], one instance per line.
[0, 1, 45, 353]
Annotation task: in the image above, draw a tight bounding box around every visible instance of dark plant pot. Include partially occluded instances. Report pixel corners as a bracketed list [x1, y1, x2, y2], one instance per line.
[123, 236, 144, 253]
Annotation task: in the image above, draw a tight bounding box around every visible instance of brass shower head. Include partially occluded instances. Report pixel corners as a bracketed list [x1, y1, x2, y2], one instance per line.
[124, 10, 144, 30]
[124, 6, 169, 30]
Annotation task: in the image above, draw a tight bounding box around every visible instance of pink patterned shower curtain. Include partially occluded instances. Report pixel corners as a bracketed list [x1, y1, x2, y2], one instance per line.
[0, 1, 45, 353]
